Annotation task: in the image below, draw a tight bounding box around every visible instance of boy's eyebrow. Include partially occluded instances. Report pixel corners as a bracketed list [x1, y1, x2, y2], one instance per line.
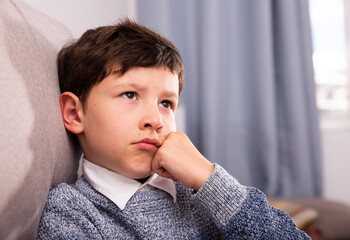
[113, 80, 179, 98]
[161, 90, 179, 99]
[113, 80, 146, 91]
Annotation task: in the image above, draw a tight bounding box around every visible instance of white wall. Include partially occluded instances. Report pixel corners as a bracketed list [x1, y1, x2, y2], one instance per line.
[22, 0, 137, 38]
[320, 119, 350, 206]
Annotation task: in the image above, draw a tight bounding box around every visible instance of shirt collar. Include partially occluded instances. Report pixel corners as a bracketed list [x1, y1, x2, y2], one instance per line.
[82, 157, 176, 210]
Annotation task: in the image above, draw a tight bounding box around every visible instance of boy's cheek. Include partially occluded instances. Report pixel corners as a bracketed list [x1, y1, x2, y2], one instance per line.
[169, 116, 177, 132]
[159, 117, 176, 143]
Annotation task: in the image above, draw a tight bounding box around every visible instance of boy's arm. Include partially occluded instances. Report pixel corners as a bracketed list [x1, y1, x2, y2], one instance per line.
[152, 132, 311, 239]
[192, 164, 311, 239]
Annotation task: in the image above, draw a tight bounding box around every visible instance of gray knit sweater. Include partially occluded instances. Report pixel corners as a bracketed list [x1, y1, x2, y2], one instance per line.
[37, 165, 310, 239]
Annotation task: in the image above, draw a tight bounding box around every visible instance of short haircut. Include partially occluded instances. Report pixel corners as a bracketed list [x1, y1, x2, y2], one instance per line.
[57, 18, 185, 106]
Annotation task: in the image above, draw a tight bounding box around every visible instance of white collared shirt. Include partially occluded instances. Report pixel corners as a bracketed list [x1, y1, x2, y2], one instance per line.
[82, 157, 176, 210]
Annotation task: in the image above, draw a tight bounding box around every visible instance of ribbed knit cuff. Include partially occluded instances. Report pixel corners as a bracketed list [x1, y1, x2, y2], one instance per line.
[192, 164, 249, 227]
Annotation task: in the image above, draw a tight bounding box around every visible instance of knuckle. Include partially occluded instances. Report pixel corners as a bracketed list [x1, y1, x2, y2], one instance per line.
[177, 131, 185, 136]
[177, 131, 186, 139]
[158, 154, 168, 167]
[168, 132, 176, 139]
[157, 146, 166, 155]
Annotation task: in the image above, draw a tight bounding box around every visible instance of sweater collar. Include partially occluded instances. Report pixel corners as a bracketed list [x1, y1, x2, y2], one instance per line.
[82, 157, 176, 210]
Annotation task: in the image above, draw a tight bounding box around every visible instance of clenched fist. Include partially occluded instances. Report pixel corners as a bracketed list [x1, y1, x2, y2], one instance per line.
[152, 132, 214, 191]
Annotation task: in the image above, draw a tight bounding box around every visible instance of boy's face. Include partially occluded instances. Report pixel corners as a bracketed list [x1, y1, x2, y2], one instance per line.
[78, 66, 179, 179]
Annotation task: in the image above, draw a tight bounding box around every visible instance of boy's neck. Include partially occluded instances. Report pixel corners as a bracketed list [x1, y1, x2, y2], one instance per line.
[135, 176, 150, 184]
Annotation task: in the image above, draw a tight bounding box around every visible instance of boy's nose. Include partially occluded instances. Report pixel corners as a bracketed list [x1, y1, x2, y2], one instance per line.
[139, 106, 164, 131]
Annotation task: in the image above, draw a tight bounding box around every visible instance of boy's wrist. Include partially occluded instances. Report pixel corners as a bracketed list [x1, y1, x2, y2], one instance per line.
[193, 162, 215, 191]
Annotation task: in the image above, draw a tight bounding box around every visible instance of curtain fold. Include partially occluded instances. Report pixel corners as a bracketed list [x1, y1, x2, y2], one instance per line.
[138, 0, 322, 197]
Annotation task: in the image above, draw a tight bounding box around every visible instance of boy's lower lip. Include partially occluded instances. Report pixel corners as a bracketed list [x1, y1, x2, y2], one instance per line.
[134, 142, 158, 150]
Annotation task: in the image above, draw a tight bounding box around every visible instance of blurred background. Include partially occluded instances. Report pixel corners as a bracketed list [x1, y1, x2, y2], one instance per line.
[21, 0, 350, 206]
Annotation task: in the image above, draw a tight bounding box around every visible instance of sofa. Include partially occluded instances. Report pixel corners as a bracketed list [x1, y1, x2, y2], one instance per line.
[0, 0, 80, 239]
[270, 198, 350, 240]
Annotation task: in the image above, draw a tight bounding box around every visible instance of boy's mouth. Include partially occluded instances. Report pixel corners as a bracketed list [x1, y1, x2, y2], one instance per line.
[133, 138, 160, 150]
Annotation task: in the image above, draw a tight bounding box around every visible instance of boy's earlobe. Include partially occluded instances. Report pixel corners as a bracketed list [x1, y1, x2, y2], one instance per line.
[59, 92, 84, 134]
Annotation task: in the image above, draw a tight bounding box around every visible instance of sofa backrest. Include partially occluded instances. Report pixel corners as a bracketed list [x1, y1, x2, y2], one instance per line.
[0, 0, 80, 239]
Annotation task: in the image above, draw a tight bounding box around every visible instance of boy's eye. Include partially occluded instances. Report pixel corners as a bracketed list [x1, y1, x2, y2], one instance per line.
[160, 100, 172, 109]
[122, 92, 136, 99]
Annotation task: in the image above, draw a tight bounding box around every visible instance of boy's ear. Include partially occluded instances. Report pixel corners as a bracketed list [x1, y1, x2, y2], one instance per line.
[59, 92, 84, 134]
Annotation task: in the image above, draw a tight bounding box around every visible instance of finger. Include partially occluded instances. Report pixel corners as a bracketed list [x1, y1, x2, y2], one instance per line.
[153, 167, 178, 182]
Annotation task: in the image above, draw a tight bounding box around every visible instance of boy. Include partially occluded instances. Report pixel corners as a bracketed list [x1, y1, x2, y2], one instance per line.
[37, 19, 310, 239]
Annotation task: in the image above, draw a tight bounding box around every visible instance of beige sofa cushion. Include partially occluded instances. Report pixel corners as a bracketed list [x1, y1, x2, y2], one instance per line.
[0, 0, 80, 239]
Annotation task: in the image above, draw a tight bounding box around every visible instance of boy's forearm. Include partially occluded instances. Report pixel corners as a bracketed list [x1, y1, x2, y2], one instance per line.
[193, 164, 311, 239]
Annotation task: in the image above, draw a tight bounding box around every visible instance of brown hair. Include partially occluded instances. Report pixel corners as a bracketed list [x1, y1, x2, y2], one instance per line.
[57, 18, 185, 106]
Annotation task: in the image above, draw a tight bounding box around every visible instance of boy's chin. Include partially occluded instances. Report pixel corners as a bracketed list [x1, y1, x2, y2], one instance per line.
[130, 168, 153, 182]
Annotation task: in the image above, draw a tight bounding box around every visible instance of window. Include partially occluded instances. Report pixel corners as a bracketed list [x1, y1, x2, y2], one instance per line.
[309, 0, 349, 113]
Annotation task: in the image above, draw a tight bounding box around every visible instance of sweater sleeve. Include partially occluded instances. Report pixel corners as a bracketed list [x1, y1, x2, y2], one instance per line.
[37, 184, 104, 240]
[192, 164, 311, 240]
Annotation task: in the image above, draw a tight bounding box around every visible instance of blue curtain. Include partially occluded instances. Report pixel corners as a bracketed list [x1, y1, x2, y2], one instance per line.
[137, 0, 322, 197]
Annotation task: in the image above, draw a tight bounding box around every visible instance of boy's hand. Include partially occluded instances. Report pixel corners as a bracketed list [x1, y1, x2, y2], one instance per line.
[152, 132, 214, 191]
